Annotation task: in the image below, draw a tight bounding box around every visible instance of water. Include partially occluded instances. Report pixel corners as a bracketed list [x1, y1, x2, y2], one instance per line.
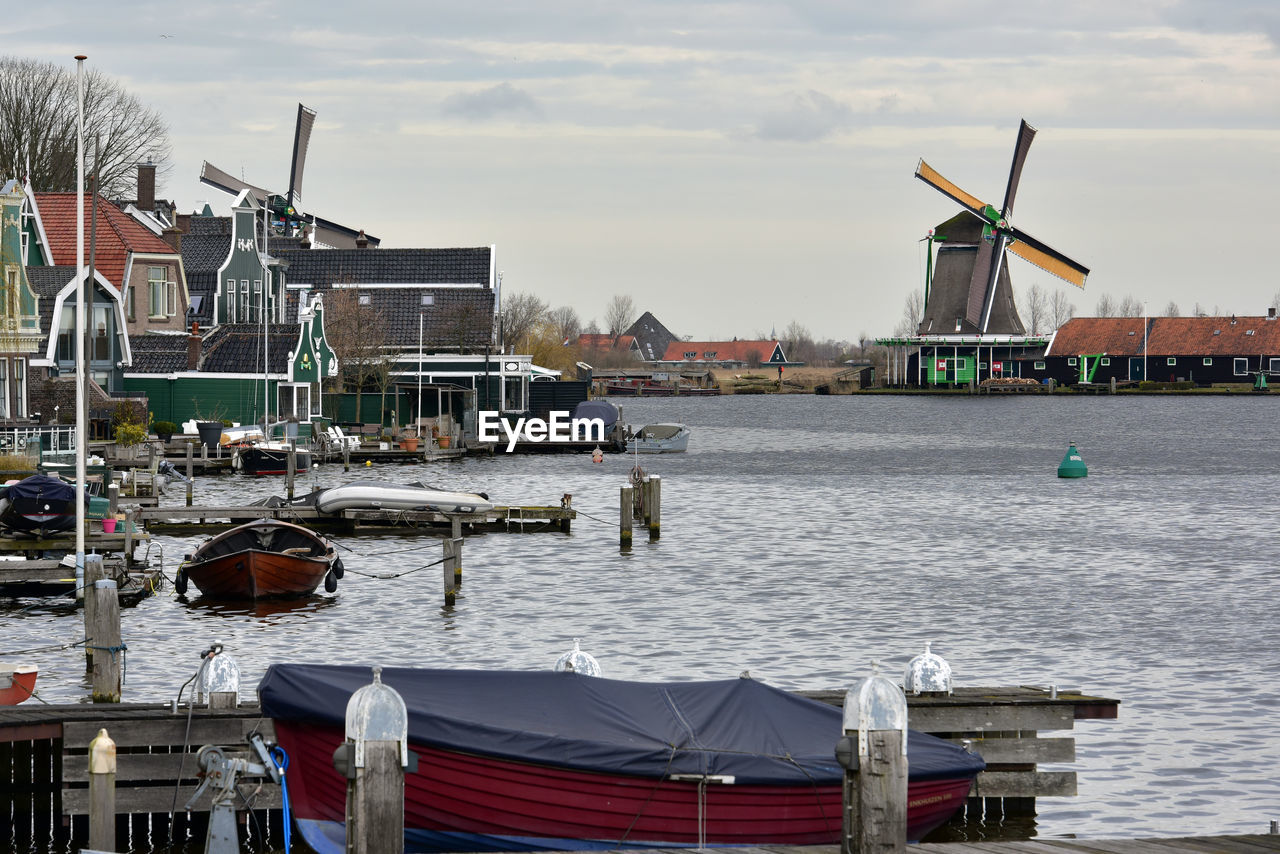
[6, 394, 1280, 841]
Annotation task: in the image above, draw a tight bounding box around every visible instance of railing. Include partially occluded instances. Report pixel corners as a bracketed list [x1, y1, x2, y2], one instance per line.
[0, 425, 78, 459]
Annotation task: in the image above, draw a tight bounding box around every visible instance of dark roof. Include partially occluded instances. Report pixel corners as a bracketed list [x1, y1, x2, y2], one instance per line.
[199, 323, 299, 373]
[278, 247, 491, 286]
[916, 212, 1025, 336]
[323, 287, 495, 350]
[129, 334, 189, 373]
[186, 271, 217, 326]
[26, 265, 74, 340]
[625, 311, 680, 362]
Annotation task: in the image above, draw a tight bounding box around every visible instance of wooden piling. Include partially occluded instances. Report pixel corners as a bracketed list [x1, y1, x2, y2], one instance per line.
[185, 443, 194, 507]
[83, 555, 105, 672]
[349, 740, 404, 854]
[287, 442, 297, 501]
[839, 674, 908, 854]
[443, 538, 462, 606]
[87, 728, 116, 852]
[122, 509, 134, 561]
[449, 520, 464, 588]
[201, 442, 208, 465]
[106, 482, 118, 518]
[640, 475, 651, 525]
[648, 475, 661, 541]
[88, 580, 122, 703]
[343, 444, 351, 473]
[620, 485, 633, 549]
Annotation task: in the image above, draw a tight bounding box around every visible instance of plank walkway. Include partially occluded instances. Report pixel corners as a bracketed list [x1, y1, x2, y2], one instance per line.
[137, 503, 575, 534]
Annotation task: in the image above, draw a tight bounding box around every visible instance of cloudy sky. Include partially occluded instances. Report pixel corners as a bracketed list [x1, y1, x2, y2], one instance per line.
[8, 1, 1280, 342]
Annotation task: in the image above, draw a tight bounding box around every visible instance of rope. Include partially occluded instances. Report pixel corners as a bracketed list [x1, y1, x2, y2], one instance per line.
[84, 642, 128, 685]
[271, 745, 292, 853]
[0, 638, 89, 657]
[340, 554, 448, 580]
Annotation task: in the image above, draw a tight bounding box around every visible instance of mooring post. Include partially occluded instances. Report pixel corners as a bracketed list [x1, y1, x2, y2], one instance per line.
[197, 647, 240, 710]
[640, 475, 651, 525]
[106, 481, 118, 518]
[619, 485, 633, 549]
[343, 444, 351, 473]
[87, 728, 116, 851]
[442, 539, 457, 605]
[334, 666, 412, 854]
[648, 475, 661, 541]
[1110, 376, 1117, 394]
[89, 579, 122, 703]
[560, 492, 572, 534]
[836, 666, 908, 854]
[123, 508, 135, 562]
[287, 442, 297, 501]
[186, 442, 194, 506]
[201, 442, 208, 466]
[83, 554, 106, 672]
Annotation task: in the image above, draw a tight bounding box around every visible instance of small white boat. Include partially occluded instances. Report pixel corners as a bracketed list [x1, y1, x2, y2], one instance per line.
[314, 481, 493, 514]
[626, 423, 690, 454]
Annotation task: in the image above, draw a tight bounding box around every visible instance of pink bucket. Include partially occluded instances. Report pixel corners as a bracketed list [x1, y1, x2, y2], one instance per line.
[102, 518, 117, 534]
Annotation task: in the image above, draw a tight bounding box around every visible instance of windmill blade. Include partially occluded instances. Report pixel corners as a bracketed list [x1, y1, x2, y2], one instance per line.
[1001, 119, 1037, 218]
[200, 161, 273, 202]
[288, 104, 317, 208]
[915, 160, 991, 219]
[1008, 226, 1089, 287]
[965, 238, 1001, 328]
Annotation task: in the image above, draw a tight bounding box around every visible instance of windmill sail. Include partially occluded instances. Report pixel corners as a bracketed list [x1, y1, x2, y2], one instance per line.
[200, 161, 273, 202]
[288, 104, 317, 208]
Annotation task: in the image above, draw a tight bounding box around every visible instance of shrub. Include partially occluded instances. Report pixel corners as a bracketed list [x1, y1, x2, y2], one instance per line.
[152, 420, 179, 437]
[114, 421, 149, 447]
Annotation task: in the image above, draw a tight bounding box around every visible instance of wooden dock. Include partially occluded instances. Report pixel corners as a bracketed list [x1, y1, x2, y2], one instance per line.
[137, 502, 576, 535]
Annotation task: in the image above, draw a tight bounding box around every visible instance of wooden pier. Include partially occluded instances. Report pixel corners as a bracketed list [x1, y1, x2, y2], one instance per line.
[136, 502, 575, 535]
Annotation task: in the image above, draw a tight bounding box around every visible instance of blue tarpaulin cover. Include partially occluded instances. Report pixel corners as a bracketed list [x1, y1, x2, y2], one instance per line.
[258, 665, 984, 785]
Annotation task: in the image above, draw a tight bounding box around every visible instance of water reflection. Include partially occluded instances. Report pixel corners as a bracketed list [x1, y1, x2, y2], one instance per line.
[177, 593, 340, 621]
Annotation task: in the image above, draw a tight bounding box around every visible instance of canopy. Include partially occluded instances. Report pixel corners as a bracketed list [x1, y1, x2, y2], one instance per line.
[258, 665, 984, 786]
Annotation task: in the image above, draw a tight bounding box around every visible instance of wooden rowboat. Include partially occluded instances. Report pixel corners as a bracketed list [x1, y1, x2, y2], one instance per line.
[178, 519, 340, 600]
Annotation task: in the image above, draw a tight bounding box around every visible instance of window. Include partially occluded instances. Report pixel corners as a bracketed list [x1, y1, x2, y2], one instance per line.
[684, 351, 696, 359]
[125, 285, 135, 321]
[92, 305, 111, 360]
[226, 280, 237, 323]
[978, 362, 987, 370]
[1067, 357, 1077, 366]
[277, 384, 312, 422]
[358, 293, 371, 306]
[1034, 360, 1046, 370]
[703, 351, 716, 359]
[56, 306, 75, 362]
[253, 280, 262, 323]
[420, 294, 433, 306]
[239, 280, 249, 322]
[1270, 358, 1280, 373]
[1167, 357, 1177, 366]
[0, 359, 7, 418]
[1234, 358, 1248, 376]
[1100, 357, 1110, 366]
[955, 358, 967, 370]
[148, 266, 167, 318]
[13, 359, 25, 419]
[1203, 357, 1213, 366]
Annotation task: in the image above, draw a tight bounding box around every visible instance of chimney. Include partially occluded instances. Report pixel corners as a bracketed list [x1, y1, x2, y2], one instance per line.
[187, 321, 201, 370]
[355, 229, 368, 249]
[137, 161, 156, 211]
[1269, 307, 1276, 320]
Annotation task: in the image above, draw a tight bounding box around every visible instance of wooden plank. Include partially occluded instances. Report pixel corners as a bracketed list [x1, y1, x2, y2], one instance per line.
[909, 703, 1075, 733]
[63, 783, 282, 815]
[947, 736, 1075, 764]
[64, 751, 212, 783]
[969, 769, 1076, 797]
[63, 717, 273, 749]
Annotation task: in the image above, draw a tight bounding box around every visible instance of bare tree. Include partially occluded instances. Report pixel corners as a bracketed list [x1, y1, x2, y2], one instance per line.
[781, 320, 815, 363]
[0, 55, 171, 196]
[1094, 293, 1116, 317]
[1019, 283, 1050, 334]
[583, 318, 601, 336]
[1049, 290, 1075, 329]
[324, 288, 387, 424]
[1117, 295, 1143, 317]
[604, 295, 637, 339]
[1163, 300, 1181, 317]
[893, 290, 924, 337]
[547, 305, 580, 343]
[500, 291, 548, 351]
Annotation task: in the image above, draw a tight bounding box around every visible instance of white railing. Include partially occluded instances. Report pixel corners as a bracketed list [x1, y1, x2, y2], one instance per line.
[0, 425, 78, 460]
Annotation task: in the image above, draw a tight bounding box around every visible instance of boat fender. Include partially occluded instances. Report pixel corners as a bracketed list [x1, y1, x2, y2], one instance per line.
[332, 557, 344, 580]
[324, 569, 338, 593]
[174, 568, 188, 595]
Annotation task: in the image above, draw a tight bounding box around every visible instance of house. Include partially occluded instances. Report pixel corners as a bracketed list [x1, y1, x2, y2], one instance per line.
[0, 180, 43, 421]
[576, 333, 639, 359]
[657, 339, 791, 369]
[624, 312, 680, 362]
[1021, 314, 1280, 386]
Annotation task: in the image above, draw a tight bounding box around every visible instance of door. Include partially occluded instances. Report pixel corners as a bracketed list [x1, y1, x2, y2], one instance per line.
[1129, 358, 1145, 382]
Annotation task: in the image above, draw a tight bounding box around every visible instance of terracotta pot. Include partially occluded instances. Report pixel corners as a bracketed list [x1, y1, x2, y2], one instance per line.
[400, 437, 419, 452]
[437, 436, 451, 449]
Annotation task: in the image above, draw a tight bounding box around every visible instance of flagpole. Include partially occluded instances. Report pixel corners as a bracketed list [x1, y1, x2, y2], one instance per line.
[73, 54, 87, 598]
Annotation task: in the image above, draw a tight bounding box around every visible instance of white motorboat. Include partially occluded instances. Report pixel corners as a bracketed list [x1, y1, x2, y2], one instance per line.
[314, 481, 492, 514]
[626, 423, 690, 454]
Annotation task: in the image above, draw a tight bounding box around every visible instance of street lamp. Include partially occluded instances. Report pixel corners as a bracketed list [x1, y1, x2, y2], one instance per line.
[417, 311, 423, 437]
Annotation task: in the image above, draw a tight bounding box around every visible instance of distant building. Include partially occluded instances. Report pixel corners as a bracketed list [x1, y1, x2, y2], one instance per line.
[624, 312, 680, 362]
[657, 339, 792, 368]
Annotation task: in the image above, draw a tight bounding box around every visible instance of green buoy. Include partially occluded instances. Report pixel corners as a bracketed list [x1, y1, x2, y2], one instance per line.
[1057, 443, 1087, 478]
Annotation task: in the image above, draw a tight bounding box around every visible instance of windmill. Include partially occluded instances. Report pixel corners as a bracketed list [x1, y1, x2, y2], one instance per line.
[199, 104, 376, 249]
[914, 120, 1088, 336]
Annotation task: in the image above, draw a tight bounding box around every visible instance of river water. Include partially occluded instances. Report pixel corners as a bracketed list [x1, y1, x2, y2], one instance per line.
[5, 393, 1279, 843]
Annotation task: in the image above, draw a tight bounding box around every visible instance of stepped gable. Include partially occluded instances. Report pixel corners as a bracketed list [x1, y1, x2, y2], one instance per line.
[625, 311, 679, 361]
[198, 323, 298, 373]
[128, 334, 190, 373]
[34, 193, 176, 289]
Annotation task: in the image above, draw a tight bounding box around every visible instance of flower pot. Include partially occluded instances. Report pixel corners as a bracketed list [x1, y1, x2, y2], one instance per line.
[196, 421, 224, 450]
[102, 518, 117, 534]
[400, 437, 419, 452]
[437, 436, 451, 449]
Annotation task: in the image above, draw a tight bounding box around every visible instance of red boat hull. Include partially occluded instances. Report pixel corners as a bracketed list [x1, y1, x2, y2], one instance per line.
[186, 549, 329, 598]
[275, 721, 972, 849]
[0, 665, 37, 705]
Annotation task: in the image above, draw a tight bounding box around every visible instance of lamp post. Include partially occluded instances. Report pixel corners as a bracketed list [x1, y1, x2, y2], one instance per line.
[1143, 301, 1148, 383]
[417, 312, 423, 438]
[73, 54, 87, 595]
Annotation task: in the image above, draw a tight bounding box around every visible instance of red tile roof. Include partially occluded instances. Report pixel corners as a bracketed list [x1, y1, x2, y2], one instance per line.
[660, 340, 780, 362]
[577, 333, 636, 350]
[1049, 316, 1280, 357]
[34, 193, 177, 288]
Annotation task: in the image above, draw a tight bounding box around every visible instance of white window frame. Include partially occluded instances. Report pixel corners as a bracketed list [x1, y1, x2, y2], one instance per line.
[13, 358, 25, 419]
[1067, 357, 1078, 366]
[227, 279, 237, 323]
[240, 280, 250, 323]
[0, 358, 8, 419]
[1269, 358, 1280, 373]
[1203, 357, 1213, 366]
[1234, 358, 1249, 376]
[148, 266, 167, 319]
[1034, 360, 1046, 370]
[277, 383, 312, 422]
[1166, 357, 1177, 366]
[1100, 357, 1111, 366]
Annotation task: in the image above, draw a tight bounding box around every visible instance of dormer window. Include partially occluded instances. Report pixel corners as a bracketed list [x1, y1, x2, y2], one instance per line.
[358, 294, 371, 306]
[421, 294, 433, 306]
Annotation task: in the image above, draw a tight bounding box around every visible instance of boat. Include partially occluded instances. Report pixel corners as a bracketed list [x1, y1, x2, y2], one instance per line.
[0, 664, 37, 705]
[626, 423, 691, 453]
[0, 474, 77, 534]
[231, 442, 315, 476]
[259, 666, 985, 852]
[177, 519, 340, 599]
[312, 481, 492, 514]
